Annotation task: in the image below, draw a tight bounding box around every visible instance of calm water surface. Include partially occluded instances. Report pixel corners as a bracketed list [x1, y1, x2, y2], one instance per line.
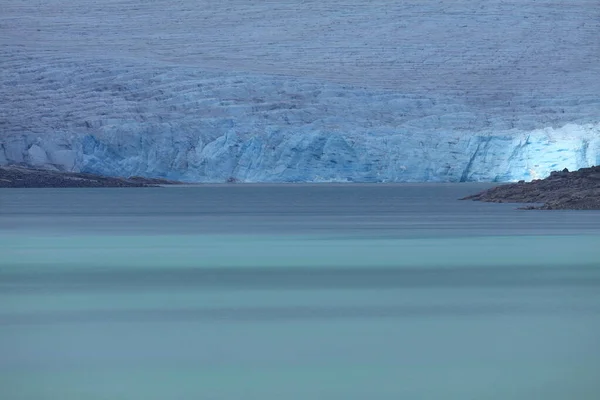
[1, 184, 599, 399]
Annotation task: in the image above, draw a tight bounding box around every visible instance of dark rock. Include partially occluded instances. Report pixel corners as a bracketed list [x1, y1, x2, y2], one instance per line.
[0, 165, 182, 188]
[461, 166, 600, 210]
[128, 176, 181, 185]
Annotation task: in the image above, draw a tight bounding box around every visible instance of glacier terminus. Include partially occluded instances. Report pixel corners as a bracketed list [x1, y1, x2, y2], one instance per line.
[1, 0, 599, 182]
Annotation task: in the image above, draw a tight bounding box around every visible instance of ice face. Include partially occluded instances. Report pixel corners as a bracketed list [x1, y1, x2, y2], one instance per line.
[1, 57, 598, 182]
[1, 0, 599, 182]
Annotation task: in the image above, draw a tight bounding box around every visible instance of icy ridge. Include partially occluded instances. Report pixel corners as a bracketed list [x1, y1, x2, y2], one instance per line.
[2, 0, 600, 182]
[4, 122, 598, 183]
[1, 57, 599, 182]
[1, 56, 598, 183]
[4, 124, 600, 182]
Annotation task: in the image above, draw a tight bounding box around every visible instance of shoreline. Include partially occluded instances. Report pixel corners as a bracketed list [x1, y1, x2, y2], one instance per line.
[462, 166, 600, 210]
[3, 164, 598, 212]
[0, 166, 180, 188]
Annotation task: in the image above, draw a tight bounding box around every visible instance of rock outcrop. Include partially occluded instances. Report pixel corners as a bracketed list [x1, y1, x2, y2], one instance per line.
[0, 166, 178, 188]
[462, 166, 600, 210]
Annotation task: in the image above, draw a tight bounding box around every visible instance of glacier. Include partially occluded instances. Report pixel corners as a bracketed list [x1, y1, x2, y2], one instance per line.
[1, 0, 599, 182]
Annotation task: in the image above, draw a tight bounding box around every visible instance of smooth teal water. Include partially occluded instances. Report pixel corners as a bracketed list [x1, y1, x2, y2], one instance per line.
[1, 184, 600, 399]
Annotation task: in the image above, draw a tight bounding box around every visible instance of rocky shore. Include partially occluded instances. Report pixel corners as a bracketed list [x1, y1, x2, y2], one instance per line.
[0, 166, 179, 188]
[462, 166, 600, 210]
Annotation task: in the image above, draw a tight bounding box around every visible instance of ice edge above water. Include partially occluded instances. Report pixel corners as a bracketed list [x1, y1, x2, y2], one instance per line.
[2, 0, 600, 183]
[1, 56, 598, 183]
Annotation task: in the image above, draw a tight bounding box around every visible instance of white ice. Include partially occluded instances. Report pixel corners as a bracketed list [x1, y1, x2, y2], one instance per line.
[1, 0, 599, 182]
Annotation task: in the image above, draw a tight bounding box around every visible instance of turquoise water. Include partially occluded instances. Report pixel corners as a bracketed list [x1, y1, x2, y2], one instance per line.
[1, 184, 600, 399]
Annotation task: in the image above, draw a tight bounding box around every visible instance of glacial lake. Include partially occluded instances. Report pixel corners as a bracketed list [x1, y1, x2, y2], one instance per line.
[1, 183, 599, 400]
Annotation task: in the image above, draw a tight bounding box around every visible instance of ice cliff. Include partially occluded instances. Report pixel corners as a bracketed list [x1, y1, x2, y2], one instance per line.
[1, 55, 599, 182]
[1, 0, 599, 182]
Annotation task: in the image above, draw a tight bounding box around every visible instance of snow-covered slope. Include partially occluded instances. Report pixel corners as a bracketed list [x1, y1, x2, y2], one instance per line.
[1, 0, 599, 182]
